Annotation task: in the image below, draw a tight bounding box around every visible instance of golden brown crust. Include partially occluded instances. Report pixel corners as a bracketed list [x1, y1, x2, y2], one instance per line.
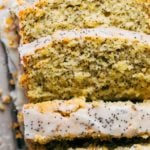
[26, 139, 47, 150]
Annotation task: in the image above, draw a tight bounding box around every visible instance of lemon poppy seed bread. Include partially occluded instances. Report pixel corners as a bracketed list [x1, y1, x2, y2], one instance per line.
[1, 0, 150, 148]
[19, 27, 150, 103]
[23, 98, 150, 144]
[17, 0, 150, 44]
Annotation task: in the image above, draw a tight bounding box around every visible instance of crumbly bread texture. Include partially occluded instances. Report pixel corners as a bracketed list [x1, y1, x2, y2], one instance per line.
[19, 27, 150, 102]
[23, 98, 150, 144]
[17, 0, 150, 44]
[27, 141, 150, 150]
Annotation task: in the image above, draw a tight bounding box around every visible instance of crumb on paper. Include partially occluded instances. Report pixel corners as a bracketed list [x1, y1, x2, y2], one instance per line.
[0, 102, 6, 112]
[12, 71, 18, 79]
[16, 131, 23, 139]
[2, 95, 12, 104]
[12, 122, 20, 129]
[0, 89, 2, 97]
[9, 79, 15, 85]
[12, 122, 23, 139]
[17, 112, 24, 124]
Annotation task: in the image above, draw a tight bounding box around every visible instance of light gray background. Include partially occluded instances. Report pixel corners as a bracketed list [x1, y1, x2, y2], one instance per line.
[0, 42, 16, 150]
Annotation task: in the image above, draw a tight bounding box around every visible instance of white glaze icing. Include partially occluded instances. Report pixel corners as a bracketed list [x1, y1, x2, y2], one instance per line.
[0, 9, 19, 49]
[53, 27, 150, 44]
[23, 99, 150, 143]
[19, 27, 150, 60]
[18, 36, 51, 59]
[0, 0, 35, 49]
[0, 0, 23, 49]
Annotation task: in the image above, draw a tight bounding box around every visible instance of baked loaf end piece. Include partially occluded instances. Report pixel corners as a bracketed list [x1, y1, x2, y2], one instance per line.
[19, 27, 150, 103]
[23, 98, 150, 144]
[17, 0, 150, 44]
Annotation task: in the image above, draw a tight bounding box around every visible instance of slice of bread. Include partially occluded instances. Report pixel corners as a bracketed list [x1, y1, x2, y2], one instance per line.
[19, 27, 150, 102]
[23, 98, 150, 144]
[17, 0, 150, 44]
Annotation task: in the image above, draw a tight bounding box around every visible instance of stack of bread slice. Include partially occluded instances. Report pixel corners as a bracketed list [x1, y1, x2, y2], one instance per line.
[8, 0, 150, 149]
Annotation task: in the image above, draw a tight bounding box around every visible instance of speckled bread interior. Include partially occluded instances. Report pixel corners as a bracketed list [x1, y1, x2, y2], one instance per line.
[20, 30, 150, 103]
[18, 0, 150, 44]
[16, 0, 150, 149]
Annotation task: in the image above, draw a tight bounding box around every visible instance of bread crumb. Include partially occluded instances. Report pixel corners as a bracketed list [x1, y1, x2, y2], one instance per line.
[9, 79, 15, 85]
[12, 122, 20, 129]
[0, 5, 5, 10]
[12, 71, 18, 79]
[17, 112, 24, 124]
[0, 103, 6, 112]
[16, 131, 23, 139]
[0, 89, 2, 97]
[2, 95, 11, 104]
